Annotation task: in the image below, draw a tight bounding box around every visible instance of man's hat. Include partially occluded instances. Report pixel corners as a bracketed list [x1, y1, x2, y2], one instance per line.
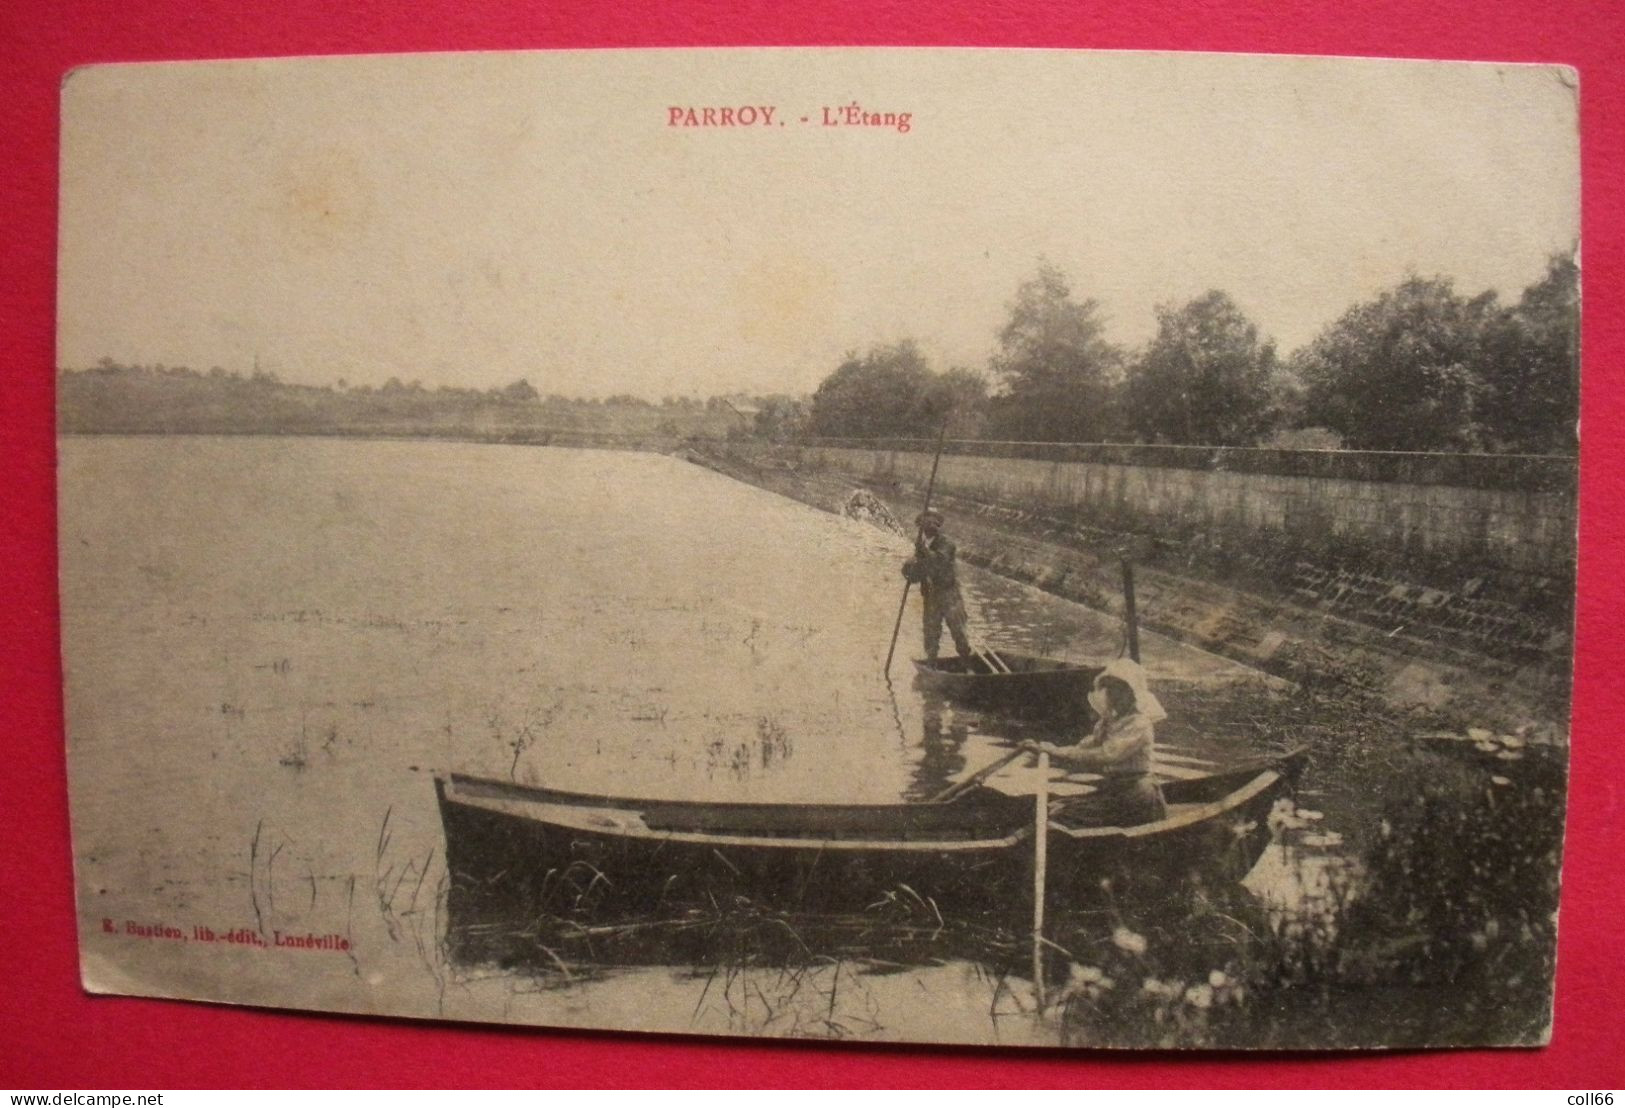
[916, 508, 944, 525]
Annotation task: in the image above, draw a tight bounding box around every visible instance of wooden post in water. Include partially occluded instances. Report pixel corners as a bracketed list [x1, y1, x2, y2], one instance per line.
[1121, 559, 1141, 663]
[1031, 750, 1050, 1012]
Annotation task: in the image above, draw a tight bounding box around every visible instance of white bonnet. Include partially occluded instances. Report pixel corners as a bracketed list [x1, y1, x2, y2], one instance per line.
[1096, 657, 1167, 723]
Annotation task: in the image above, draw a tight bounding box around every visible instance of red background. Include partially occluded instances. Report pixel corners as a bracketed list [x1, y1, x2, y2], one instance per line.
[4, 0, 1622, 1089]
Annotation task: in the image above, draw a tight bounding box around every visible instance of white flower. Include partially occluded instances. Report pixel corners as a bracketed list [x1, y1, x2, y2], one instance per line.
[1184, 984, 1214, 1009]
[1266, 798, 1297, 831]
[1112, 926, 1148, 955]
[1208, 969, 1229, 988]
[1141, 977, 1180, 1001]
[1064, 963, 1115, 1000]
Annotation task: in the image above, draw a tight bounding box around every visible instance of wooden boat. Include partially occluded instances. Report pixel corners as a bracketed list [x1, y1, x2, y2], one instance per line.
[912, 649, 1100, 718]
[435, 748, 1306, 916]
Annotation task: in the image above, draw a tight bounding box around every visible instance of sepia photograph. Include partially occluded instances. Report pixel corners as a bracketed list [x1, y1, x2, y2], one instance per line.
[56, 48, 1579, 1050]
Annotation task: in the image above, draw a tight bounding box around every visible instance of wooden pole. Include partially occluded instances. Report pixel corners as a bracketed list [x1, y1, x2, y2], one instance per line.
[929, 745, 1025, 803]
[1031, 750, 1050, 1011]
[883, 420, 952, 677]
[1121, 558, 1141, 664]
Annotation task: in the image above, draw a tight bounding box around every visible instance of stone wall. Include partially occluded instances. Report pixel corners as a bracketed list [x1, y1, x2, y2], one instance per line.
[790, 439, 1576, 578]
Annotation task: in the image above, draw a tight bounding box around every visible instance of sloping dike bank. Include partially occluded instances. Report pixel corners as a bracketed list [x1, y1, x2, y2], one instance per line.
[689, 438, 1576, 738]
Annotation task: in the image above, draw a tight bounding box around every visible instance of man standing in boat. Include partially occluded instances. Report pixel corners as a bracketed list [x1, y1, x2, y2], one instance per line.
[903, 508, 974, 660]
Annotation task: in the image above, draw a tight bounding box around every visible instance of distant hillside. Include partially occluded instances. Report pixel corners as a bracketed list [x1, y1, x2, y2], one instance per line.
[57, 362, 775, 445]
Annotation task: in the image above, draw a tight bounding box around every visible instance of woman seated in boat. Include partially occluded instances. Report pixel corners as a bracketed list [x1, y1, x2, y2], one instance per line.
[1020, 658, 1168, 826]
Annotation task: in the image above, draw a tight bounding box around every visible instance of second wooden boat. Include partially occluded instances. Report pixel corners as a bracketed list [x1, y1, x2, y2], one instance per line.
[912, 650, 1100, 718]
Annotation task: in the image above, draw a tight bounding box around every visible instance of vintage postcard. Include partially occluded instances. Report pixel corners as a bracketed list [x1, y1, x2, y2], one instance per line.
[57, 49, 1579, 1049]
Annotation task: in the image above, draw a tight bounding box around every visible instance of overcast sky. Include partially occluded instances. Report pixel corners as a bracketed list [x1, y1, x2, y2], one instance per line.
[58, 49, 1578, 398]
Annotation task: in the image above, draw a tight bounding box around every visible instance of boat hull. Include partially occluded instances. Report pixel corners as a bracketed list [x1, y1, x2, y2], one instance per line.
[435, 751, 1304, 919]
[912, 651, 1100, 719]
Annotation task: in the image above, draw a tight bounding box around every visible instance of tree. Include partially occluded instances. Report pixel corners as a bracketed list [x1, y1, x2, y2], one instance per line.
[986, 262, 1124, 442]
[809, 340, 955, 438]
[1476, 252, 1579, 454]
[1293, 275, 1497, 452]
[752, 396, 809, 441]
[931, 367, 990, 437]
[501, 378, 540, 403]
[1121, 290, 1279, 445]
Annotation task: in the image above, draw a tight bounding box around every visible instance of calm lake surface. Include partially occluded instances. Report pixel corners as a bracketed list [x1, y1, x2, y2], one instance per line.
[62, 436, 1339, 1045]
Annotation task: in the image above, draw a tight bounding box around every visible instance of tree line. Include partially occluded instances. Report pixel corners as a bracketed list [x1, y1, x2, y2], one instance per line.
[56, 360, 782, 440]
[800, 255, 1578, 454]
[60, 251, 1576, 455]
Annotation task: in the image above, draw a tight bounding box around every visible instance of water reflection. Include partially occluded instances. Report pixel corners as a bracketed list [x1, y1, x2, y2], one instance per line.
[908, 693, 968, 801]
[437, 809, 1301, 1046]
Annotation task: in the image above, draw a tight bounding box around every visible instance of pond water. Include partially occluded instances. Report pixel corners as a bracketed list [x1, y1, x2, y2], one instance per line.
[62, 436, 1360, 1045]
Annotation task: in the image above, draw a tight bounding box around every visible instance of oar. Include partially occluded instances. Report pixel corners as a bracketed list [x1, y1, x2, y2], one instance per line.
[978, 648, 1012, 674]
[882, 419, 951, 678]
[930, 745, 1026, 802]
